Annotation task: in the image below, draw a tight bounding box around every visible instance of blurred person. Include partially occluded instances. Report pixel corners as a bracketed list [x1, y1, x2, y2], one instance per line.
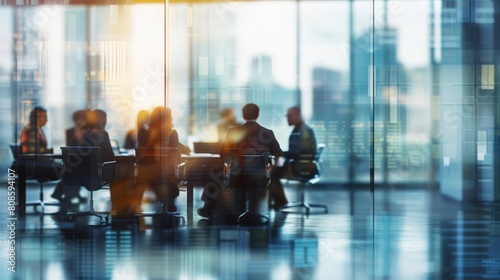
[52, 109, 115, 203]
[19, 106, 65, 203]
[21, 106, 53, 154]
[198, 103, 283, 219]
[217, 108, 242, 142]
[123, 110, 150, 149]
[268, 106, 317, 210]
[137, 106, 181, 212]
[79, 109, 115, 162]
[65, 109, 88, 146]
[54, 109, 90, 203]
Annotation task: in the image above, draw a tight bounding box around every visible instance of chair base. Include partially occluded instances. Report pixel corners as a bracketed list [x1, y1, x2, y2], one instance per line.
[68, 210, 109, 225]
[25, 181, 61, 214]
[238, 211, 269, 226]
[154, 213, 186, 228]
[26, 200, 61, 214]
[280, 201, 328, 215]
[136, 211, 186, 228]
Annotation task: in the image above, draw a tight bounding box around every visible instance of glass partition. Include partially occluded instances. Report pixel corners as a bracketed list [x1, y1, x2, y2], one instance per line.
[1, 1, 442, 185]
[1, 1, 499, 279]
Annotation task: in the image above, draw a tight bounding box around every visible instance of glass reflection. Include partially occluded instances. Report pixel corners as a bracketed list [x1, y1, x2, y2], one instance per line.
[0, 0, 499, 279]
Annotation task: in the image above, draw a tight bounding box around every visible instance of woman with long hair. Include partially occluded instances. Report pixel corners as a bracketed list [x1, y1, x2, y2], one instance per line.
[137, 106, 181, 212]
[123, 110, 150, 149]
[20, 106, 51, 154]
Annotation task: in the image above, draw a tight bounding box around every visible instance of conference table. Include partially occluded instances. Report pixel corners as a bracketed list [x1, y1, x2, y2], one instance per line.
[17, 152, 221, 226]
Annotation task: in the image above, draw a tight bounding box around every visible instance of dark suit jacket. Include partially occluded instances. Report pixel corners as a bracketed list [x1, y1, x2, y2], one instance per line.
[220, 121, 283, 161]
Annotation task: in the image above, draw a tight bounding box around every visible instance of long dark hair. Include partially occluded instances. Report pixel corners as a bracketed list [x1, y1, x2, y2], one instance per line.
[149, 107, 173, 135]
[146, 106, 174, 147]
[28, 106, 47, 125]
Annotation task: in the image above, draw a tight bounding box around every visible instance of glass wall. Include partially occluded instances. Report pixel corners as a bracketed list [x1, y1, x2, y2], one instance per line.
[1, 0, 499, 278]
[1, 1, 498, 191]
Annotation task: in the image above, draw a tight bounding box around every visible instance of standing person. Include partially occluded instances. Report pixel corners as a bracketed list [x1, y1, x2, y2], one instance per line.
[137, 106, 181, 212]
[268, 106, 317, 210]
[198, 103, 283, 218]
[217, 108, 242, 142]
[123, 110, 150, 149]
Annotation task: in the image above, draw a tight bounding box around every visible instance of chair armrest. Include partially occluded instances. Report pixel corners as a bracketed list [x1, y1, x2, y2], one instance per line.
[100, 160, 117, 185]
[176, 161, 186, 181]
[100, 160, 117, 174]
[59, 161, 64, 179]
[223, 162, 231, 187]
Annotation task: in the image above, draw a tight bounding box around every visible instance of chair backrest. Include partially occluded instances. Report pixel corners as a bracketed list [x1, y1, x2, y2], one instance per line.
[110, 139, 121, 154]
[61, 146, 116, 191]
[314, 144, 325, 162]
[9, 143, 21, 160]
[224, 150, 272, 190]
[289, 144, 325, 182]
[135, 147, 180, 181]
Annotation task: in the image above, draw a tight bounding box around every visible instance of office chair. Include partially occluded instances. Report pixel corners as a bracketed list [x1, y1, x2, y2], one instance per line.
[10, 143, 61, 213]
[223, 150, 272, 226]
[135, 147, 186, 227]
[280, 145, 328, 215]
[60, 146, 117, 225]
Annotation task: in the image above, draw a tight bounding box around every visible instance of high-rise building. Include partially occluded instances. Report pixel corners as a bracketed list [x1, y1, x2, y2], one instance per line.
[435, 0, 498, 202]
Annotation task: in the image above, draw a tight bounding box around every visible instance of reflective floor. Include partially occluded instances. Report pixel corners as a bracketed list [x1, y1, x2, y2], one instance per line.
[1, 181, 499, 279]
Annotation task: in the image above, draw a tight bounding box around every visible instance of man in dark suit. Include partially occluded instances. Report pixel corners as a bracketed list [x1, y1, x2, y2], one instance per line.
[220, 103, 282, 160]
[268, 106, 317, 210]
[79, 109, 115, 163]
[198, 103, 283, 219]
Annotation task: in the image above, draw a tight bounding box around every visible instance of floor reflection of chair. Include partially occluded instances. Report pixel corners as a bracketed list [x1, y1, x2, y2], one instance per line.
[61, 146, 116, 225]
[135, 147, 186, 227]
[10, 143, 61, 213]
[223, 151, 272, 226]
[280, 145, 328, 215]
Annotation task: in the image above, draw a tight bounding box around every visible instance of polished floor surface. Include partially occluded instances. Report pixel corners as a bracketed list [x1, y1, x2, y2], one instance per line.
[0, 180, 499, 279]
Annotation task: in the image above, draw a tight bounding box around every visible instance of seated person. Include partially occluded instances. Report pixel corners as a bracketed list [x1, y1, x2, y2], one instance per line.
[217, 108, 242, 142]
[123, 110, 150, 149]
[268, 106, 317, 210]
[78, 109, 115, 162]
[198, 103, 283, 218]
[65, 109, 88, 146]
[18, 106, 65, 202]
[128, 108, 190, 155]
[59, 109, 89, 202]
[137, 106, 181, 212]
[52, 109, 115, 203]
[21, 106, 53, 154]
